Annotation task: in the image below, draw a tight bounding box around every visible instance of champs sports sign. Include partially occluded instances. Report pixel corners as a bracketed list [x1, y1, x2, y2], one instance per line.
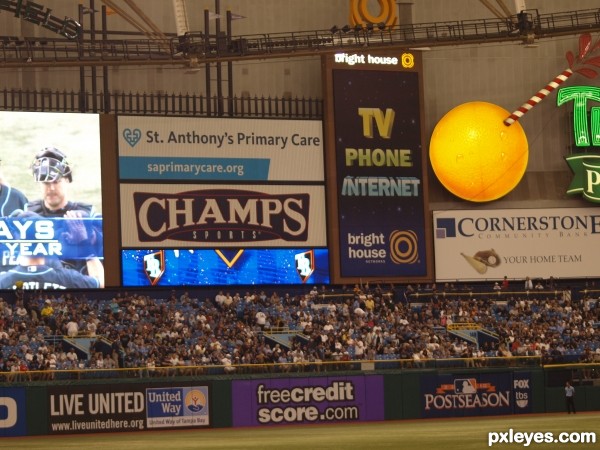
[120, 184, 327, 248]
[421, 373, 532, 418]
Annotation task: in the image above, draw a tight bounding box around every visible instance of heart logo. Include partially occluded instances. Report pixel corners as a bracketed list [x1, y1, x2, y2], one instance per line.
[123, 128, 142, 147]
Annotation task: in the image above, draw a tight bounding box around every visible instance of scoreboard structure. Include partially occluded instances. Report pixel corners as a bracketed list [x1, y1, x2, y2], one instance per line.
[108, 115, 330, 287]
[0, 63, 434, 289]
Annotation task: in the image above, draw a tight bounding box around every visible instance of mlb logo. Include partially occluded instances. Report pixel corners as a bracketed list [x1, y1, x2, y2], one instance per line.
[295, 250, 315, 283]
[454, 378, 477, 394]
[144, 251, 165, 285]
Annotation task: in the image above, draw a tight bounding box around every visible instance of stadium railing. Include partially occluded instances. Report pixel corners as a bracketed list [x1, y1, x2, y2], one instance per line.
[0, 355, 550, 382]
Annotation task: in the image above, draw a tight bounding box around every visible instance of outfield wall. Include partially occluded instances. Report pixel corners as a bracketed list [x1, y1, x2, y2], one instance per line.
[0, 368, 598, 437]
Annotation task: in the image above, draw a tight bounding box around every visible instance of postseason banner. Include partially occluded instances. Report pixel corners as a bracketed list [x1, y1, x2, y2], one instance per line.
[121, 248, 330, 286]
[332, 68, 428, 277]
[421, 372, 532, 418]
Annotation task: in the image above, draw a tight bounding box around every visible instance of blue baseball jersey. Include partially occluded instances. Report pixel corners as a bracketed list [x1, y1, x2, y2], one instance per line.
[0, 264, 100, 289]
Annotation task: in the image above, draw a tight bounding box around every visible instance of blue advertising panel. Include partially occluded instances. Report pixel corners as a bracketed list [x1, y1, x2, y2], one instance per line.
[146, 386, 209, 428]
[47, 384, 210, 434]
[421, 372, 532, 418]
[0, 388, 26, 437]
[332, 68, 428, 277]
[119, 156, 270, 181]
[121, 248, 330, 286]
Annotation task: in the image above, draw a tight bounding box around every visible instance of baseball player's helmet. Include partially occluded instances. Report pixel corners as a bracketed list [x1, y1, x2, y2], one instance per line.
[31, 147, 72, 182]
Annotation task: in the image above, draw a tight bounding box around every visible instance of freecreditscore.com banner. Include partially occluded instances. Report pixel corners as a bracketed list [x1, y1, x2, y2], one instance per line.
[231, 375, 384, 427]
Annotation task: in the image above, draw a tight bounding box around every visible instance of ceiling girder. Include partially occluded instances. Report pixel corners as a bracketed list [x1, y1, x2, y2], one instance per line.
[0, 8, 599, 69]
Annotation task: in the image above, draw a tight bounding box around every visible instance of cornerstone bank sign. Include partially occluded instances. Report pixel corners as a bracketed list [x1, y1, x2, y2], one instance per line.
[433, 207, 600, 281]
[421, 373, 532, 418]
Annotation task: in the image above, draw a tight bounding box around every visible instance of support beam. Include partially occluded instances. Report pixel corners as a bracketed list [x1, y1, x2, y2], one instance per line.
[479, 0, 506, 19]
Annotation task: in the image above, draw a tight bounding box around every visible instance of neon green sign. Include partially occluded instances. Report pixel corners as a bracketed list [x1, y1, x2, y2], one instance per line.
[561, 86, 600, 202]
[558, 86, 600, 146]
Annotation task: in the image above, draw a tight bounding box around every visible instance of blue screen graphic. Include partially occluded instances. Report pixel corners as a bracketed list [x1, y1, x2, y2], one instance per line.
[121, 248, 330, 286]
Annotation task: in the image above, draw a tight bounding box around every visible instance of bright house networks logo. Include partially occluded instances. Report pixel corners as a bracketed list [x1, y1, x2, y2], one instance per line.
[435, 218, 457, 239]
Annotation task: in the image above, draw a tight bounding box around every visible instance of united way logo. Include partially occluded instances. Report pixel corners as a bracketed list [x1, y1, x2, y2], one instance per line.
[295, 250, 315, 283]
[185, 389, 208, 413]
[144, 251, 165, 285]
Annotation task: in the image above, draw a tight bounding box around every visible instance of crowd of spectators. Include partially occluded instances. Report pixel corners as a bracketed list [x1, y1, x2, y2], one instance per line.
[0, 280, 598, 379]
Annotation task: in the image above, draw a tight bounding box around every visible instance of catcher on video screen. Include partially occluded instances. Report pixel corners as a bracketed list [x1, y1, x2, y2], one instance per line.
[26, 147, 103, 272]
[0, 147, 103, 287]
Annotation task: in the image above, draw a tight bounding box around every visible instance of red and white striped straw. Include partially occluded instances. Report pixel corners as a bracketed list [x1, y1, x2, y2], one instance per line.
[503, 68, 574, 126]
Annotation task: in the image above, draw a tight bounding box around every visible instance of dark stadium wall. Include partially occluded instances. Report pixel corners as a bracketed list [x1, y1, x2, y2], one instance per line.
[3, 368, 598, 437]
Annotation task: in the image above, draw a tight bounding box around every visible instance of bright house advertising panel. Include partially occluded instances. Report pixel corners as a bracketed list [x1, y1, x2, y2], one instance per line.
[332, 67, 428, 278]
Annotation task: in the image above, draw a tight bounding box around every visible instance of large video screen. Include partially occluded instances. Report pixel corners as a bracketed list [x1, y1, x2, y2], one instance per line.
[118, 115, 328, 286]
[0, 112, 103, 289]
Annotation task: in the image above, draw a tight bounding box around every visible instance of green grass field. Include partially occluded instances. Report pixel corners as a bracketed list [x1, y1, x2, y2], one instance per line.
[1, 413, 597, 450]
